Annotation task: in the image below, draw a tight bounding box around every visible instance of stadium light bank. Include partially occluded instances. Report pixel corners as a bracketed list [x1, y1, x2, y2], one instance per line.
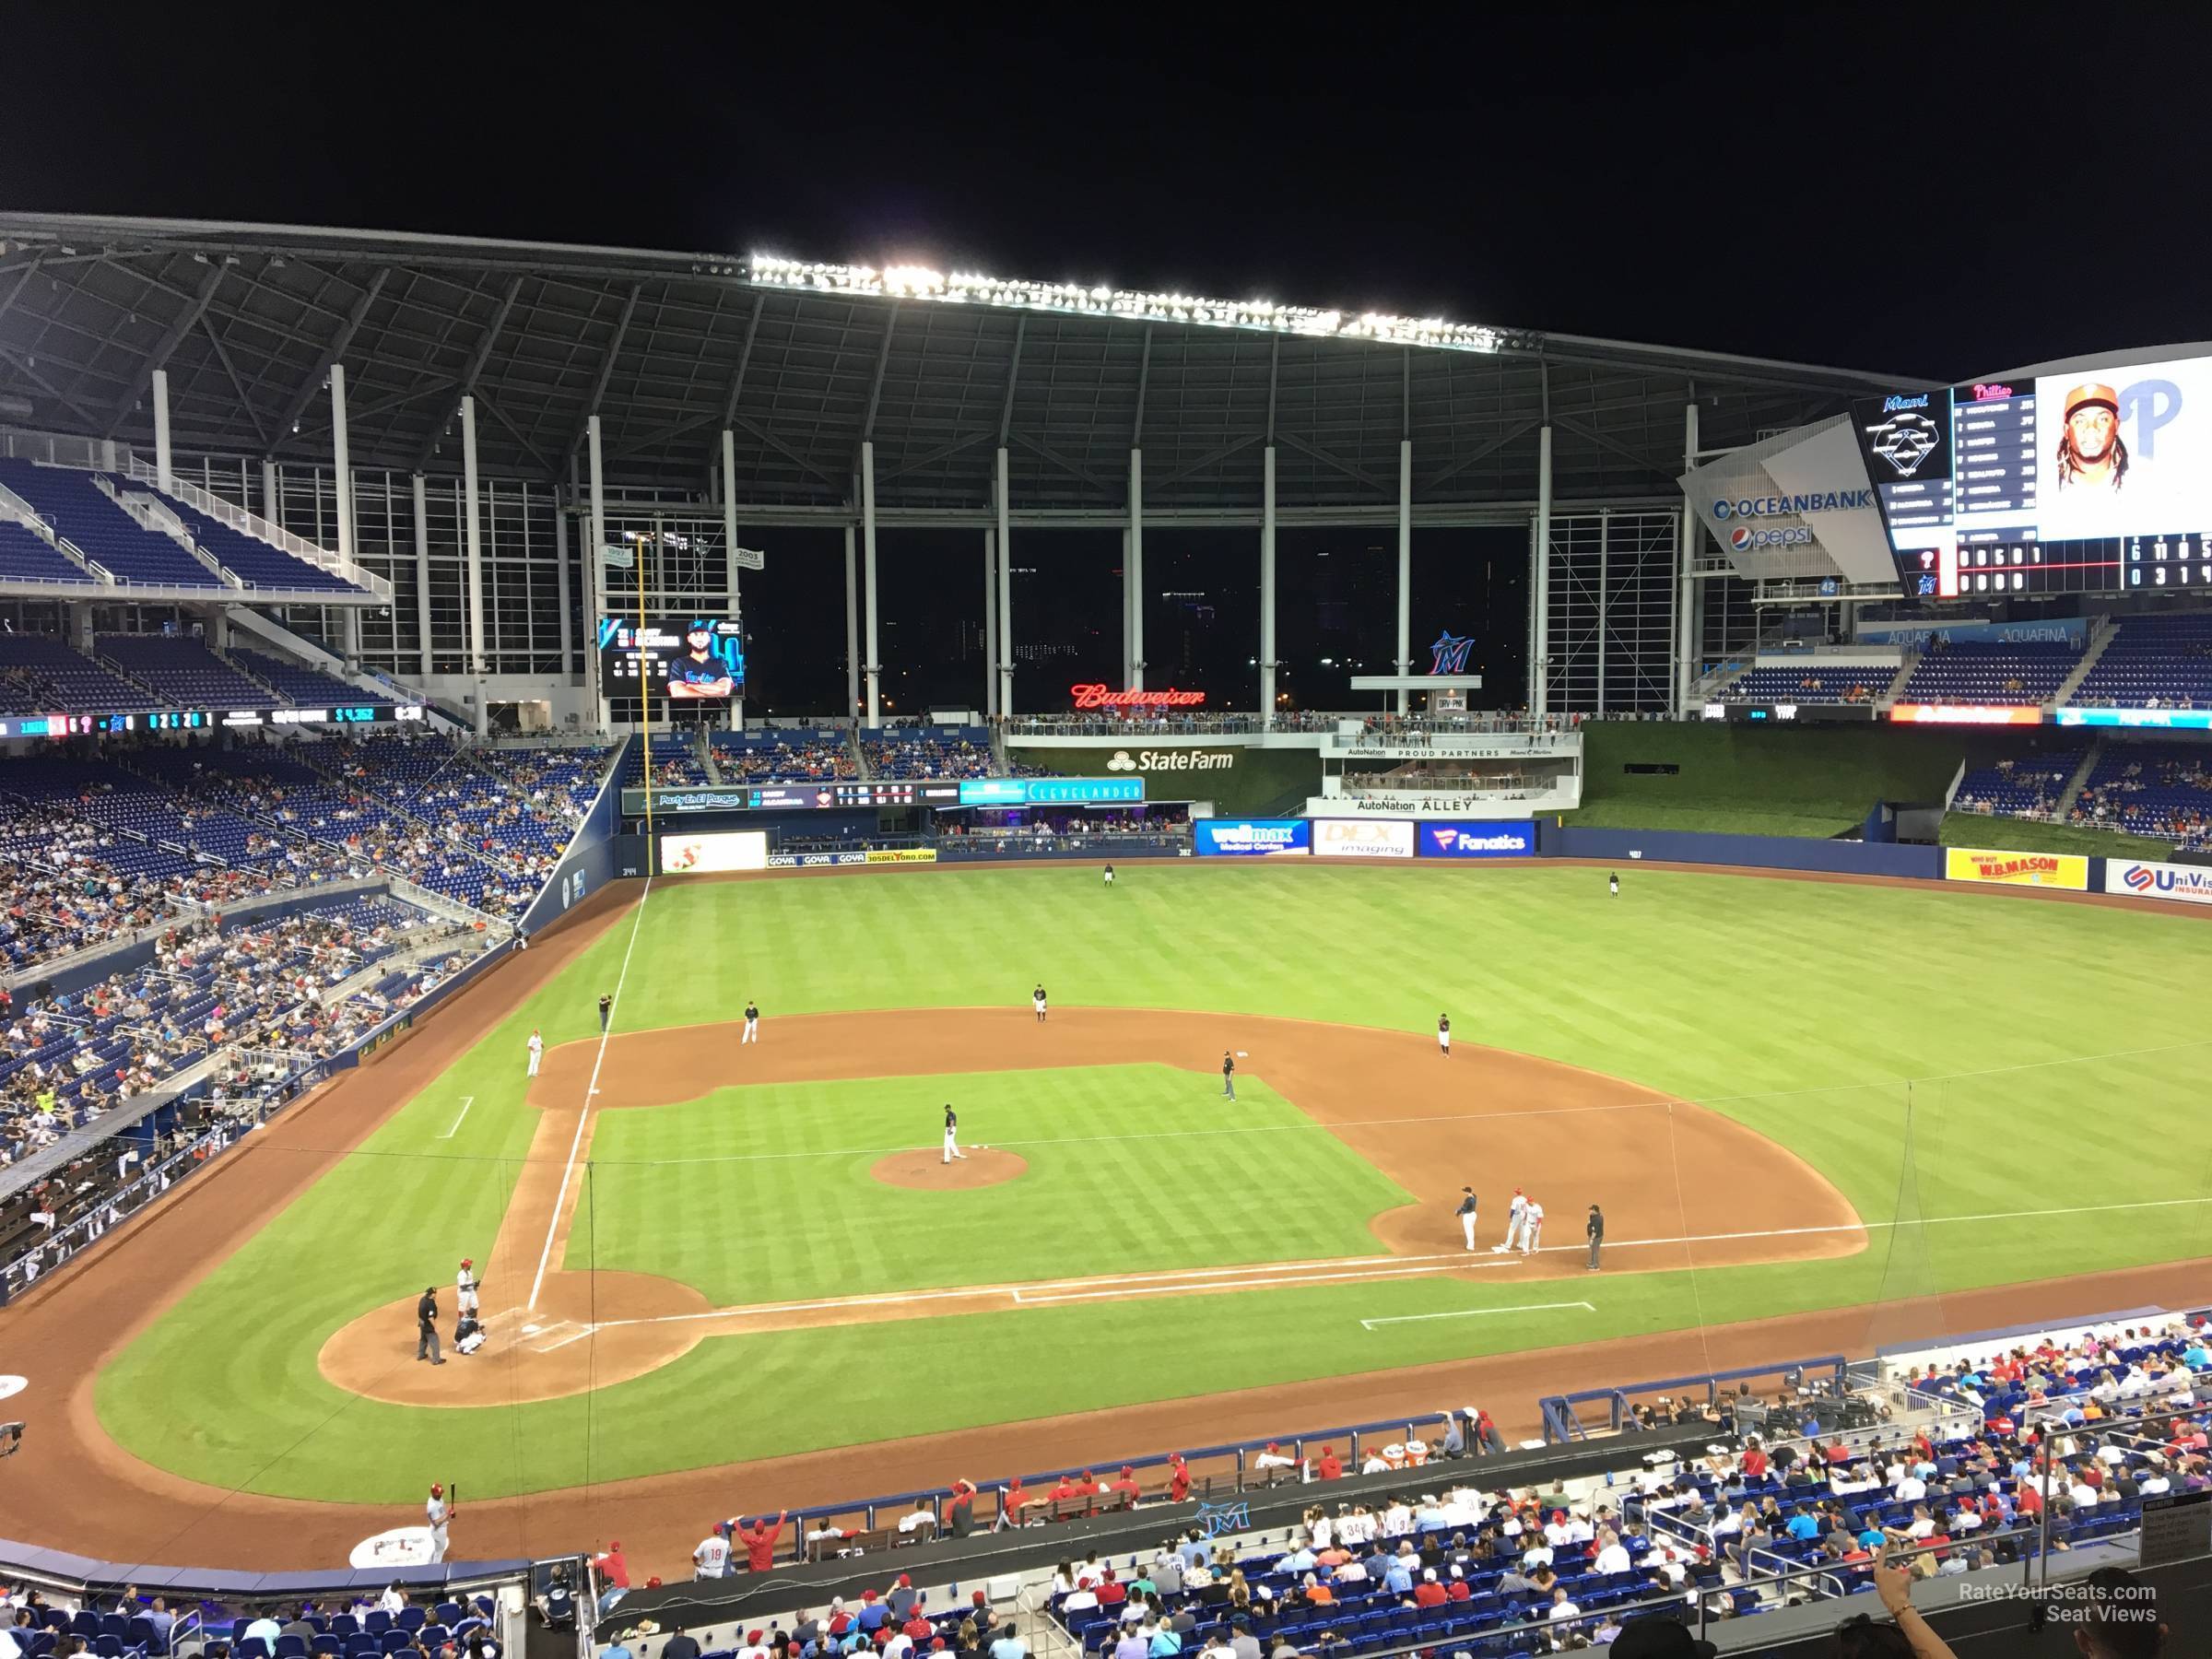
[748, 255, 1534, 355]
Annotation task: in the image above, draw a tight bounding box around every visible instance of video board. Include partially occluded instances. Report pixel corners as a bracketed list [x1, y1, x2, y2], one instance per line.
[598, 617, 746, 700]
[1852, 355, 2212, 598]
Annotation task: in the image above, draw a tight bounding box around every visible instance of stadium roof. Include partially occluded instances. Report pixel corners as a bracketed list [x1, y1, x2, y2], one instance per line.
[0, 214, 1933, 523]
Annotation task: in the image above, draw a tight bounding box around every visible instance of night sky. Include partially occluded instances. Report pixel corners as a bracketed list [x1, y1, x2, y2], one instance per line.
[7, 16, 2207, 712]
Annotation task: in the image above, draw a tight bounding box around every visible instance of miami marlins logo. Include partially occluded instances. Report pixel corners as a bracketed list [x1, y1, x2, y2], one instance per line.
[1429, 630, 1474, 675]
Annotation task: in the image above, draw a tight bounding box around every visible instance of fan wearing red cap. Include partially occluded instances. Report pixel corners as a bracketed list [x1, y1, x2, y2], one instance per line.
[1167, 1453, 1191, 1503]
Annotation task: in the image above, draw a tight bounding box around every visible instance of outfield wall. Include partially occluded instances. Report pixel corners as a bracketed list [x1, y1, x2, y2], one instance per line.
[1540, 823, 1941, 878]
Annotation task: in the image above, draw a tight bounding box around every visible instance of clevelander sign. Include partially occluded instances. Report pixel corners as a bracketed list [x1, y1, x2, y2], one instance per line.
[1944, 847, 2088, 890]
[2105, 859, 2212, 906]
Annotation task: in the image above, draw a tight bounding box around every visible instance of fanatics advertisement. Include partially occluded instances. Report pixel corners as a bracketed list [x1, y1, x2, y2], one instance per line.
[1312, 818, 1416, 860]
[1418, 821, 1537, 859]
[2104, 860, 2212, 906]
[1194, 819, 1311, 857]
[1943, 847, 2089, 890]
[658, 830, 769, 874]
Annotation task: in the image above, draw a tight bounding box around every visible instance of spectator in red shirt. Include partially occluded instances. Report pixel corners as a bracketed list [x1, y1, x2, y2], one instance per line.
[1742, 1441, 1770, 1480]
[738, 1511, 786, 1571]
[901, 1614, 932, 1641]
[1444, 1576, 1471, 1604]
[1168, 1454, 1192, 1503]
[1095, 1579, 1126, 1610]
[1316, 1446, 1343, 1480]
[593, 1541, 630, 1589]
[1412, 1572, 1447, 1609]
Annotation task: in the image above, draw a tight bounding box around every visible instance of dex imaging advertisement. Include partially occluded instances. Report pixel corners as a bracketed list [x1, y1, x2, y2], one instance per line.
[1194, 819, 1311, 857]
[599, 616, 746, 699]
[1312, 819, 1415, 860]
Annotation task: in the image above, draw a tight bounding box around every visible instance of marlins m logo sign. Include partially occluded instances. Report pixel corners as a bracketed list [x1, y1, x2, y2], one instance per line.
[1429, 630, 1475, 675]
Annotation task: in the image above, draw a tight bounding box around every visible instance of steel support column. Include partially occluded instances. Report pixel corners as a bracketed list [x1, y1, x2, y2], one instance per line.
[1395, 439, 1413, 713]
[411, 472, 431, 680]
[982, 530, 998, 718]
[723, 428, 743, 731]
[151, 369, 172, 488]
[1261, 444, 1277, 724]
[261, 459, 278, 525]
[1677, 401, 1700, 713]
[554, 488, 573, 682]
[843, 523, 861, 720]
[1533, 424, 1554, 717]
[588, 416, 608, 733]
[995, 447, 1013, 716]
[461, 395, 487, 735]
[331, 363, 359, 665]
[861, 440, 881, 724]
[1128, 448, 1145, 691]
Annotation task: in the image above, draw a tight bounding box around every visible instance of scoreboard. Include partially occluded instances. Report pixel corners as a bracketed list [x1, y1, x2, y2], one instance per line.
[1853, 352, 2212, 597]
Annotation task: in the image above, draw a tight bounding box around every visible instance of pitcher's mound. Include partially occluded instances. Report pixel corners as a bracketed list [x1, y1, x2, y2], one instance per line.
[873, 1147, 1028, 1190]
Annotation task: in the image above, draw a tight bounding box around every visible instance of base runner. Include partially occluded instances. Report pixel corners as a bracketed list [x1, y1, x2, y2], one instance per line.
[1493, 1188, 1529, 1253]
[942, 1103, 967, 1164]
[456, 1257, 479, 1317]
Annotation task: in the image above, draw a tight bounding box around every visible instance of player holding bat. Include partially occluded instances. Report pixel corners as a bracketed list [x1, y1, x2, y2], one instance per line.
[427, 1482, 455, 1561]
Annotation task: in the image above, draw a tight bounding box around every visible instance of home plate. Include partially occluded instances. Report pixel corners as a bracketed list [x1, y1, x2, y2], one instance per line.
[520, 1324, 544, 1336]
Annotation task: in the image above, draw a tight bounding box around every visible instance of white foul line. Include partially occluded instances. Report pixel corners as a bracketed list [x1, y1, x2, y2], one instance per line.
[1361, 1300, 1595, 1330]
[1010, 1261, 1510, 1306]
[527, 876, 653, 1312]
[439, 1096, 476, 1139]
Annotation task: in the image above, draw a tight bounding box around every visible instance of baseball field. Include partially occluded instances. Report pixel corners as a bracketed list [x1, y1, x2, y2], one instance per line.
[18, 859, 2212, 1572]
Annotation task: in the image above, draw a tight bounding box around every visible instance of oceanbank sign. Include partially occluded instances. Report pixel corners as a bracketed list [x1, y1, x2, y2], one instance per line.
[1710, 490, 1875, 520]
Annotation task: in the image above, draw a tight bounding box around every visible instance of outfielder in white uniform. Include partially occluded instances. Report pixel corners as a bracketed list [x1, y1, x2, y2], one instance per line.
[1494, 1189, 1530, 1253]
[743, 1000, 760, 1044]
[1521, 1199, 1545, 1256]
[1438, 1015, 1451, 1057]
[942, 1103, 966, 1164]
[456, 1258, 479, 1316]
[1103, 864, 1115, 887]
[525, 1030, 543, 1077]
[1032, 984, 1047, 1022]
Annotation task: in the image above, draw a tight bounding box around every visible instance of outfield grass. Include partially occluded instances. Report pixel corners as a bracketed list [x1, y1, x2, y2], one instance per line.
[573, 1066, 1410, 1304]
[1936, 812, 2175, 859]
[95, 864, 2212, 1501]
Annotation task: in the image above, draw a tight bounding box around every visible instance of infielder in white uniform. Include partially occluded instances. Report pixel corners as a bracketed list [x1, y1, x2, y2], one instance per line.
[743, 999, 760, 1044]
[1032, 983, 1047, 1022]
[1438, 1015, 1451, 1057]
[942, 1103, 967, 1164]
[1455, 1187, 1478, 1250]
[1521, 1198, 1545, 1256]
[525, 1029, 543, 1077]
[1494, 1189, 1530, 1253]
[426, 1483, 453, 1562]
[456, 1258, 479, 1316]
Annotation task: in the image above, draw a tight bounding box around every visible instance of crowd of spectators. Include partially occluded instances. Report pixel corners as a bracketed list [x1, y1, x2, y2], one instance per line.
[862, 732, 995, 780]
[2071, 747, 2212, 849]
[712, 735, 859, 782]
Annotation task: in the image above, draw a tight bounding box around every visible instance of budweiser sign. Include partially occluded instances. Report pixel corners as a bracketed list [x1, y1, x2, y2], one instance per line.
[1069, 683, 1207, 710]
